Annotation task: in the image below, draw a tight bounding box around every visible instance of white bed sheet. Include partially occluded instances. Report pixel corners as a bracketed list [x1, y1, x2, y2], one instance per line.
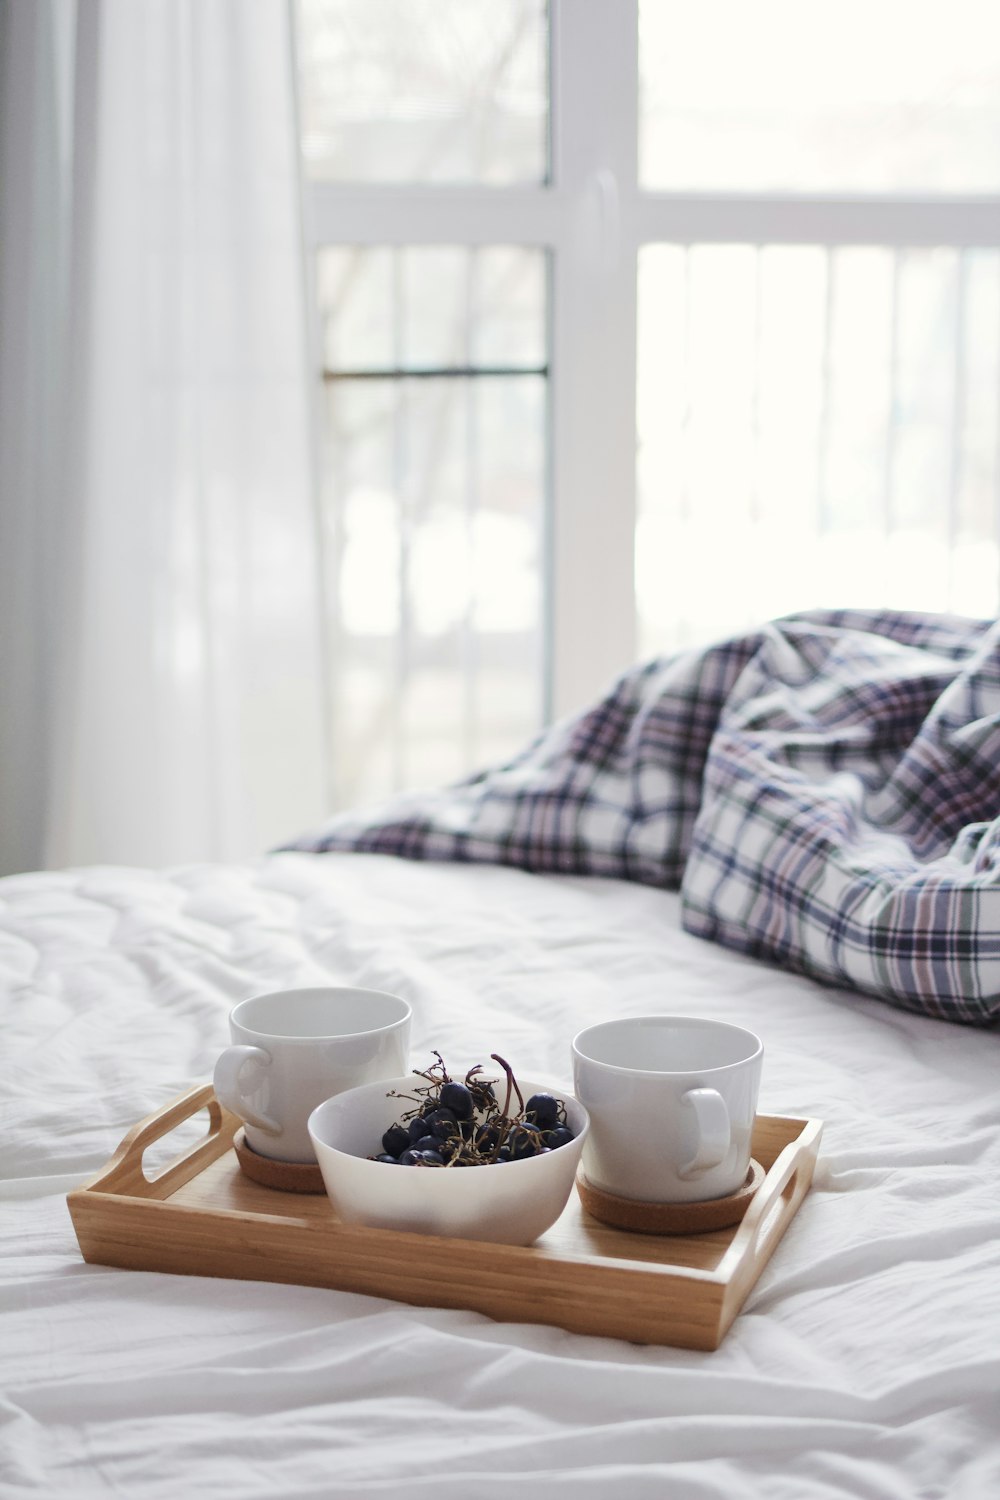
[2, 852, 999, 1499]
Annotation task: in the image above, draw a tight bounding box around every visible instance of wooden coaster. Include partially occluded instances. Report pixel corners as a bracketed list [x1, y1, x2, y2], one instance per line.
[233, 1128, 327, 1194]
[576, 1158, 765, 1236]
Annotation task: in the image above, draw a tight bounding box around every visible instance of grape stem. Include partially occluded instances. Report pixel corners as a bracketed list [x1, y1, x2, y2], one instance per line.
[490, 1054, 523, 1117]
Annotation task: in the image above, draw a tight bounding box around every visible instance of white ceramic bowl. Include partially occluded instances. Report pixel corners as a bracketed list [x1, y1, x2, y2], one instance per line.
[308, 1072, 589, 1246]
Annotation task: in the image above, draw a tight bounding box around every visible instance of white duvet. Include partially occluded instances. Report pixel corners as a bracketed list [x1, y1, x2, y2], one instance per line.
[2, 852, 999, 1499]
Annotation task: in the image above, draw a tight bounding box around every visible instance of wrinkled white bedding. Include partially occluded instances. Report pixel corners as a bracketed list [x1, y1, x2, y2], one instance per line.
[2, 852, 999, 1499]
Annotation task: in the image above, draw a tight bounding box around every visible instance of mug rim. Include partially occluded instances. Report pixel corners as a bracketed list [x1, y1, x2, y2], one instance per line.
[571, 1014, 762, 1076]
[230, 985, 412, 1043]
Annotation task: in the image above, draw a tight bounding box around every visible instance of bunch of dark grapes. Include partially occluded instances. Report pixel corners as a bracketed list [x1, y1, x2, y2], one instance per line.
[372, 1052, 575, 1168]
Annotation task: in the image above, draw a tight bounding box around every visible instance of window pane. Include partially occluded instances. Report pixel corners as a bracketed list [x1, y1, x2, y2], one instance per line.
[317, 248, 547, 807]
[318, 247, 547, 372]
[640, 0, 1000, 192]
[298, 0, 548, 185]
[636, 244, 1000, 655]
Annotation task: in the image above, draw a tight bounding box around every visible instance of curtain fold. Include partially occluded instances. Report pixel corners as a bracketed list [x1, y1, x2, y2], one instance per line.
[0, 0, 328, 874]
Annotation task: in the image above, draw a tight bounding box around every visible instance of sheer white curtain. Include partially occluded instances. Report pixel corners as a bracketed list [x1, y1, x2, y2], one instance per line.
[0, 0, 329, 875]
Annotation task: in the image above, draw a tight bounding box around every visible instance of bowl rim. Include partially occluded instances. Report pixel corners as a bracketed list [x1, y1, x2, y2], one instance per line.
[307, 1070, 590, 1171]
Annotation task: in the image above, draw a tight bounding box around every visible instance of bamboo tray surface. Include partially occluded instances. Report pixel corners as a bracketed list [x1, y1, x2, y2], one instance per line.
[68, 1085, 823, 1351]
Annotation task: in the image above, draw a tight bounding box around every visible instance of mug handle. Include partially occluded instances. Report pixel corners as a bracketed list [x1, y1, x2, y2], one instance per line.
[678, 1086, 731, 1178]
[213, 1044, 282, 1137]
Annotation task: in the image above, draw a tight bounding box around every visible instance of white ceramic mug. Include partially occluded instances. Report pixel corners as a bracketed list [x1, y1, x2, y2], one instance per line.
[214, 986, 411, 1163]
[571, 1015, 763, 1203]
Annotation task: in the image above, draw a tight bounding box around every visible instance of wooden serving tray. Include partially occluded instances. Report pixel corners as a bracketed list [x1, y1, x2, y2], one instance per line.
[67, 1085, 823, 1352]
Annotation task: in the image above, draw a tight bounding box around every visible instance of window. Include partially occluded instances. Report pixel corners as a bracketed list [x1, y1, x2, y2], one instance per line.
[315, 244, 547, 805]
[295, 0, 1000, 806]
[636, 0, 1000, 655]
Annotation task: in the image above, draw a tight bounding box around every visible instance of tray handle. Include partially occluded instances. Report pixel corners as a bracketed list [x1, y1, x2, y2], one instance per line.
[717, 1119, 821, 1292]
[81, 1084, 238, 1200]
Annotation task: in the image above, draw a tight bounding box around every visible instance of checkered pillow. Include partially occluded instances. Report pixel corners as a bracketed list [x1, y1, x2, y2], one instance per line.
[284, 609, 1000, 1027]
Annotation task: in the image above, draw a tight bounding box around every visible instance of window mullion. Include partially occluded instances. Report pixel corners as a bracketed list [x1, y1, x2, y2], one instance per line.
[548, 0, 638, 719]
[305, 183, 564, 248]
[637, 192, 1000, 248]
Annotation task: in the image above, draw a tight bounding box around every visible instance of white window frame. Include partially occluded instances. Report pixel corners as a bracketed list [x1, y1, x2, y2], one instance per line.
[296, 0, 1000, 729]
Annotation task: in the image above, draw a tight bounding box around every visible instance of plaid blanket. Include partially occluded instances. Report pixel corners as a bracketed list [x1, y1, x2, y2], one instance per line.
[285, 609, 1000, 1027]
